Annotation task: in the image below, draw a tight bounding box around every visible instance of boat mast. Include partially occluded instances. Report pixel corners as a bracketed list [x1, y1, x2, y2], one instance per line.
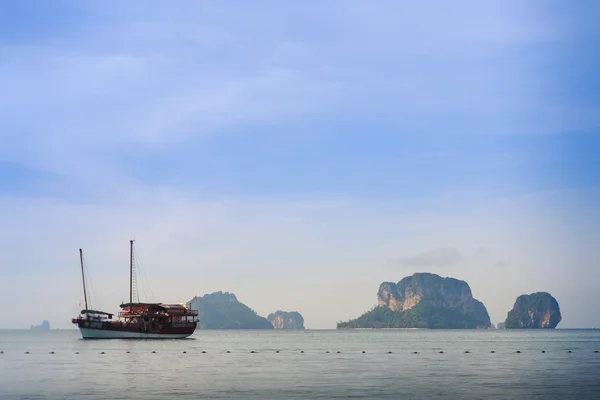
[129, 240, 134, 312]
[79, 248, 88, 311]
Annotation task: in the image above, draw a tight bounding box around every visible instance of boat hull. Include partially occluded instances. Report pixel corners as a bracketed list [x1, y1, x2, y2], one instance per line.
[79, 327, 193, 339]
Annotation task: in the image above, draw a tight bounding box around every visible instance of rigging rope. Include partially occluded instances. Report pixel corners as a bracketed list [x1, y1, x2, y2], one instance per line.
[134, 250, 156, 303]
[81, 254, 95, 310]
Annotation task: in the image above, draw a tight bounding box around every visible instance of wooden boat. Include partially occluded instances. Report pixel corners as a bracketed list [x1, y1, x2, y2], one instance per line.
[72, 241, 198, 339]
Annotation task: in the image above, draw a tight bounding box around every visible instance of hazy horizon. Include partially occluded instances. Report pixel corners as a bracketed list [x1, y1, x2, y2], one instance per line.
[1, 1, 599, 330]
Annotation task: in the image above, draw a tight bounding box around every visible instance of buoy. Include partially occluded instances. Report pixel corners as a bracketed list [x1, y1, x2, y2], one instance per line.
[0, 351, 3, 354]
[183, 351, 186, 354]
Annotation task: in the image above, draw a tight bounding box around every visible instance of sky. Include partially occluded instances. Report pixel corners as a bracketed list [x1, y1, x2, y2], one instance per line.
[1, 1, 599, 329]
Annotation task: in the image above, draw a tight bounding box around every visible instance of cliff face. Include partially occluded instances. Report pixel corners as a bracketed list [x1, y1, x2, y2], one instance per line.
[338, 273, 491, 329]
[505, 292, 562, 329]
[187, 291, 273, 329]
[378, 273, 486, 315]
[267, 311, 305, 329]
[30, 320, 50, 330]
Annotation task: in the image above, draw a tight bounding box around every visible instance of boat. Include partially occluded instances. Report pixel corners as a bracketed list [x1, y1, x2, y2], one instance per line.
[72, 240, 198, 339]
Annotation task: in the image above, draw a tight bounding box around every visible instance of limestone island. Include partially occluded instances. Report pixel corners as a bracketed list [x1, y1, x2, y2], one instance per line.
[30, 320, 51, 331]
[337, 272, 491, 329]
[267, 311, 305, 329]
[504, 292, 562, 329]
[187, 291, 273, 329]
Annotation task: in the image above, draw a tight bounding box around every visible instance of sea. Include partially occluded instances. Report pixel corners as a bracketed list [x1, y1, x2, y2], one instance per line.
[1, 329, 599, 399]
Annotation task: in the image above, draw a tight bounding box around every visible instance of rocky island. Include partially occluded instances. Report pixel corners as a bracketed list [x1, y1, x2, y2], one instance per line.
[30, 320, 51, 331]
[187, 291, 273, 329]
[337, 273, 491, 329]
[504, 292, 562, 329]
[267, 311, 305, 329]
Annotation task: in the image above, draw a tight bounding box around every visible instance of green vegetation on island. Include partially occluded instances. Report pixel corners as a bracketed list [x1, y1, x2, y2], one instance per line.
[337, 273, 491, 329]
[505, 292, 562, 329]
[337, 302, 490, 329]
[187, 291, 274, 329]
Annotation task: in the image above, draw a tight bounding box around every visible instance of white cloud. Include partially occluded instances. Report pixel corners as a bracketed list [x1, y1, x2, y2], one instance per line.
[390, 247, 463, 268]
[1, 0, 588, 163]
[1, 2, 598, 331]
[1, 187, 598, 329]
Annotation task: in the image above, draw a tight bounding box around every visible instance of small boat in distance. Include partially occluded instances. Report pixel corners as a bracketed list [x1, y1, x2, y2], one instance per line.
[72, 240, 198, 339]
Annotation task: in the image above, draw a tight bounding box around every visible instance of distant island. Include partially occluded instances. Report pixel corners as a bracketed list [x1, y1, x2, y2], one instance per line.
[30, 320, 51, 331]
[337, 273, 491, 329]
[505, 292, 562, 329]
[187, 292, 274, 329]
[181, 283, 562, 330]
[268, 311, 305, 329]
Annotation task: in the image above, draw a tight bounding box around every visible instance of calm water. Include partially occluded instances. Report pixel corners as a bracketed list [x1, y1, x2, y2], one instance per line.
[1, 329, 600, 399]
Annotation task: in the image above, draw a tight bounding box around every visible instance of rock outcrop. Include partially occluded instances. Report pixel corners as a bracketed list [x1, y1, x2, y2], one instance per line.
[267, 311, 305, 329]
[504, 292, 562, 329]
[338, 273, 491, 329]
[30, 320, 50, 330]
[187, 291, 273, 329]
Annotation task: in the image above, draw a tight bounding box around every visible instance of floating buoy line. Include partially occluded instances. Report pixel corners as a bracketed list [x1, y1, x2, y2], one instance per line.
[2, 349, 597, 356]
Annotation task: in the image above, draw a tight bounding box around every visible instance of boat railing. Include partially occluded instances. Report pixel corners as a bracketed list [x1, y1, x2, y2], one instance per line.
[118, 311, 137, 318]
[118, 309, 198, 319]
[172, 322, 195, 327]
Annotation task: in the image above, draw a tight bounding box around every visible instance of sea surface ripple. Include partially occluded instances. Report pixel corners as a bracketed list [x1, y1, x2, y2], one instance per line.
[1, 329, 599, 399]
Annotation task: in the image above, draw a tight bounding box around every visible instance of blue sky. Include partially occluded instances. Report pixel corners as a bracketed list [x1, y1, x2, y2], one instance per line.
[1, 1, 599, 329]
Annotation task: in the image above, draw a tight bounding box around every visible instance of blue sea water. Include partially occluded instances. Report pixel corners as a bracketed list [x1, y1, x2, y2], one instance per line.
[1, 329, 599, 399]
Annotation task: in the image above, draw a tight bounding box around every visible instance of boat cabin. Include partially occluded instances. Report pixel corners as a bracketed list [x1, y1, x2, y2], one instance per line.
[118, 302, 198, 329]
